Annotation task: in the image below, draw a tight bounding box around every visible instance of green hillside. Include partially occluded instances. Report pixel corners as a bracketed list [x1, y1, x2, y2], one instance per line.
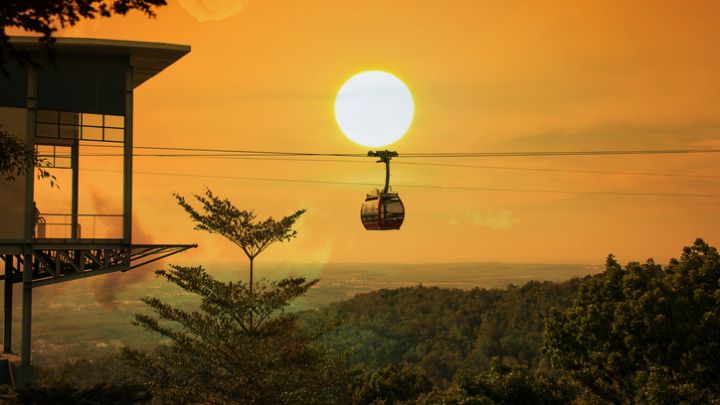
[300, 276, 587, 387]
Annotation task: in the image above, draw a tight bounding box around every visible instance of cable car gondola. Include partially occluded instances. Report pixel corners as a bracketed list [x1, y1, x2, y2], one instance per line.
[361, 151, 405, 231]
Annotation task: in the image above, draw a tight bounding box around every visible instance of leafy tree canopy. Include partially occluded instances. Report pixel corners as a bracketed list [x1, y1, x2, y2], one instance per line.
[349, 364, 434, 405]
[543, 238, 720, 405]
[174, 188, 306, 287]
[0, 362, 150, 405]
[122, 265, 353, 404]
[301, 278, 584, 387]
[439, 359, 575, 405]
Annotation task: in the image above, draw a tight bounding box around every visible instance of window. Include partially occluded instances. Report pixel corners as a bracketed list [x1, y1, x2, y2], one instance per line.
[361, 197, 379, 224]
[36, 110, 125, 142]
[381, 197, 404, 224]
[36, 145, 72, 169]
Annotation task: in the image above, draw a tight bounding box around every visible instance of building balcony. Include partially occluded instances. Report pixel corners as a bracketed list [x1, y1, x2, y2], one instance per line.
[35, 214, 123, 241]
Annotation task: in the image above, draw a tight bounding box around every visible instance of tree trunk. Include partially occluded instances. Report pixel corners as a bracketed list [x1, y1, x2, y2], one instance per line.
[249, 256, 254, 293]
[249, 256, 254, 331]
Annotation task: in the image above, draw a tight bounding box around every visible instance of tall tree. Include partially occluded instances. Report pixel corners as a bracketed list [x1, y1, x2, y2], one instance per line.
[122, 265, 352, 405]
[122, 192, 350, 403]
[174, 188, 306, 292]
[543, 238, 720, 405]
[0, 0, 166, 76]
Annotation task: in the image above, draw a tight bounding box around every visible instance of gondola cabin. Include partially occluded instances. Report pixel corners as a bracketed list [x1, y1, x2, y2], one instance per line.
[361, 189, 405, 230]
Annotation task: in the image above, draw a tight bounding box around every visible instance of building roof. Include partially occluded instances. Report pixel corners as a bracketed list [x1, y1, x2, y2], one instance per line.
[9, 36, 191, 89]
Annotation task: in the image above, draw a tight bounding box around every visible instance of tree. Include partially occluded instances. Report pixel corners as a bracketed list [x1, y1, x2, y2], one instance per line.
[300, 279, 583, 388]
[0, 0, 166, 76]
[174, 188, 306, 291]
[543, 238, 720, 405]
[0, 362, 150, 405]
[437, 359, 575, 405]
[121, 265, 352, 405]
[0, 128, 55, 185]
[122, 193, 348, 403]
[349, 364, 434, 405]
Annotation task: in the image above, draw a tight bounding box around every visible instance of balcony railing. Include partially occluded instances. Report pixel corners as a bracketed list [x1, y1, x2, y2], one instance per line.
[35, 214, 123, 239]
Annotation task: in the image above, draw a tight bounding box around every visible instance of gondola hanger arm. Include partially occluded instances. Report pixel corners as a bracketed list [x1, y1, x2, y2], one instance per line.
[368, 150, 398, 194]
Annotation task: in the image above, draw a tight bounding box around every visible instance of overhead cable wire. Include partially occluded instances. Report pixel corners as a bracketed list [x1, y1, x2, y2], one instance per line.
[83, 144, 368, 157]
[395, 149, 720, 157]
[82, 169, 720, 198]
[396, 162, 720, 179]
[47, 152, 720, 179]
[79, 144, 720, 158]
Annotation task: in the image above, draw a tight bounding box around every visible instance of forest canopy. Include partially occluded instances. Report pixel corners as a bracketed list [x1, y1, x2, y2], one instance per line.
[544, 238, 720, 405]
[3, 239, 719, 405]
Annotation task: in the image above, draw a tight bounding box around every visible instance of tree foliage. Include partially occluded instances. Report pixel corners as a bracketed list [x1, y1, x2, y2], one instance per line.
[0, 0, 166, 76]
[174, 188, 306, 286]
[438, 359, 575, 405]
[349, 364, 434, 405]
[0, 362, 150, 405]
[121, 265, 352, 404]
[301, 279, 583, 387]
[0, 128, 54, 185]
[543, 238, 720, 405]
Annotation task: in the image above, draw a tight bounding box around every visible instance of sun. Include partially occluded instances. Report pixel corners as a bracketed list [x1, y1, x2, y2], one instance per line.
[335, 71, 414, 147]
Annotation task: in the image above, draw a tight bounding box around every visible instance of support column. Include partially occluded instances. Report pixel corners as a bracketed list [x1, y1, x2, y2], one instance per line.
[21, 62, 35, 364]
[3, 255, 12, 353]
[20, 255, 32, 365]
[13, 56, 37, 390]
[71, 141, 79, 239]
[24, 64, 37, 242]
[123, 66, 133, 244]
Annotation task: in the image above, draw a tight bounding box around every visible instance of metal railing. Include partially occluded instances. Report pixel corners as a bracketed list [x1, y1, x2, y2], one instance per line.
[35, 214, 123, 239]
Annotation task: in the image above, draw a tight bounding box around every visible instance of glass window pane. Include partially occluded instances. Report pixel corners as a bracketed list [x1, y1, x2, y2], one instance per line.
[36, 145, 54, 155]
[104, 128, 124, 142]
[37, 110, 58, 123]
[59, 125, 80, 139]
[381, 198, 404, 223]
[104, 115, 124, 128]
[36, 145, 55, 167]
[59, 112, 80, 125]
[82, 126, 103, 141]
[383, 198, 404, 214]
[361, 198, 379, 223]
[54, 156, 71, 169]
[82, 113, 103, 127]
[53, 146, 71, 169]
[36, 123, 58, 138]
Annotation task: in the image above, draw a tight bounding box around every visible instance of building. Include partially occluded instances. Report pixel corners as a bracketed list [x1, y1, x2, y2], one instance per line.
[0, 37, 195, 388]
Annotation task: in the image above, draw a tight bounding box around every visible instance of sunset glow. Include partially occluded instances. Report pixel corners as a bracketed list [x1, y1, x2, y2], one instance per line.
[6, 1, 720, 270]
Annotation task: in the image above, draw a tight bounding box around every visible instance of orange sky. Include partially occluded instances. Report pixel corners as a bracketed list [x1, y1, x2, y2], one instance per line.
[15, 0, 720, 271]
